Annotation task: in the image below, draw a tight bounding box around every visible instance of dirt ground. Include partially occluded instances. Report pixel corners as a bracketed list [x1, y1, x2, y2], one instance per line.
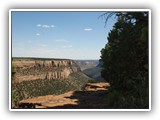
[18, 82, 110, 109]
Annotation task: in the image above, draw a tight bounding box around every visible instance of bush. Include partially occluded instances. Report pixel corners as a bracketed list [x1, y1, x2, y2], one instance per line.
[12, 64, 16, 78]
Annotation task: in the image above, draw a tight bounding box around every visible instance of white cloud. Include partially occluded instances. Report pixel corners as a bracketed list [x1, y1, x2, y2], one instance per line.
[37, 24, 41, 27]
[55, 39, 69, 43]
[12, 47, 99, 60]
[84, 28, 93, 31]
[37, 24, 55, 28]
[42, 24, 50, 28]
[36, 33, 40, 36]
[39, 44, 48, 47]
[30, 48, 58, 55]
[51, 25, 55, 28]
[62, 45, 73, 48]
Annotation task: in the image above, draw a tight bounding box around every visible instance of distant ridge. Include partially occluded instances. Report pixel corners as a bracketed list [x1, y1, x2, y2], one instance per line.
[12, 57, 70, 61]
[75, 60, 99, 71]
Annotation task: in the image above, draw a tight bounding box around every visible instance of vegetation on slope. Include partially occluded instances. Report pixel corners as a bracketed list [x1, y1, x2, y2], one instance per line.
[12, 72, 95, 108]
[12, 64, 16, 78]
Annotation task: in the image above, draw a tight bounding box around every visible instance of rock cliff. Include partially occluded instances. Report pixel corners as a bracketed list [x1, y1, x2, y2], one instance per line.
[12, 58, 81, 83]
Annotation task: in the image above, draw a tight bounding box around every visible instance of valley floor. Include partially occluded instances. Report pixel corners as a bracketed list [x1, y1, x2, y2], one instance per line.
[18, 82, 110, 109]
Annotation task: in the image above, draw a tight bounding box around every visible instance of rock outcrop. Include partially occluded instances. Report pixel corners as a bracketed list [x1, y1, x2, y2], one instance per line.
[12, 58, 81, 83]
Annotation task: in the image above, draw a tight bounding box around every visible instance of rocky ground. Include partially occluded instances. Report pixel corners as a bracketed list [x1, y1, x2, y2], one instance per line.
[18, 82, 110, 109]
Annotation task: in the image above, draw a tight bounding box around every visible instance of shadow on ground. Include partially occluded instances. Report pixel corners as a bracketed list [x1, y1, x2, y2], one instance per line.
[46, 90, 110, 109]
[18, 82, 111, 109]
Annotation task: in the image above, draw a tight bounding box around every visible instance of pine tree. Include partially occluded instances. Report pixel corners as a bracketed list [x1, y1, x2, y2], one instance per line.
[100, 12, 149, 108]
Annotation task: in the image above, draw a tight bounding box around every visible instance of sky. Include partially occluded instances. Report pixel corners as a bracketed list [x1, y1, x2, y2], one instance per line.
[12, 11, 116, 60]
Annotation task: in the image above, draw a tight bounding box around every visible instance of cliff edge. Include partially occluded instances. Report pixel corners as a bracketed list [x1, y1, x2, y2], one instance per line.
[12, 58, 80, 83]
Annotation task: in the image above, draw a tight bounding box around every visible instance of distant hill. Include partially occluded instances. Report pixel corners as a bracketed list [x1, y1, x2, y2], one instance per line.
[74, 60, 104, 81]
[83, 67, 104, 81]
[75, 60, 99, 70]
[96, 61, 103, 67]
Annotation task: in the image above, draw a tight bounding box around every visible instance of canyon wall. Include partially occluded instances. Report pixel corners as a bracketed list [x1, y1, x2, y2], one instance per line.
[12, 58, 81, 83]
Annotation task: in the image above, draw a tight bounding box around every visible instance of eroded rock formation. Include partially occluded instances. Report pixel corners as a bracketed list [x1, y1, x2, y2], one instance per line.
[12, 59, 80, 83]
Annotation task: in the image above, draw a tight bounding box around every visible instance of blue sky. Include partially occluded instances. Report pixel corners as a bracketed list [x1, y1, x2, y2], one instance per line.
[12, 11, 116, 60]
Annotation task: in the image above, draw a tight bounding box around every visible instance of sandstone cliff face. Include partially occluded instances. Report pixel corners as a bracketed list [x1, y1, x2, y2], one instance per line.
[12, 59, 80, 83]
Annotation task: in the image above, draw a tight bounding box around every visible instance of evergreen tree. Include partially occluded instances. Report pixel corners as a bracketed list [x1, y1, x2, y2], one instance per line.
[100, 12, 149, 108]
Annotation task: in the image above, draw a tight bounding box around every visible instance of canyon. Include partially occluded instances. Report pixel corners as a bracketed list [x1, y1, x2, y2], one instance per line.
[12, 58, 96, 108]
[12, 58, 80, 83]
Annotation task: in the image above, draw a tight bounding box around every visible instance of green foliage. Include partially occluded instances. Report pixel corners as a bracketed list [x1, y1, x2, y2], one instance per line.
[12, 64, 16, 78]
[11, 72, 92, 108]
[11, 64, 17, 108]
[106, 90, 125, 108]
[100, 12, 149, 108]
